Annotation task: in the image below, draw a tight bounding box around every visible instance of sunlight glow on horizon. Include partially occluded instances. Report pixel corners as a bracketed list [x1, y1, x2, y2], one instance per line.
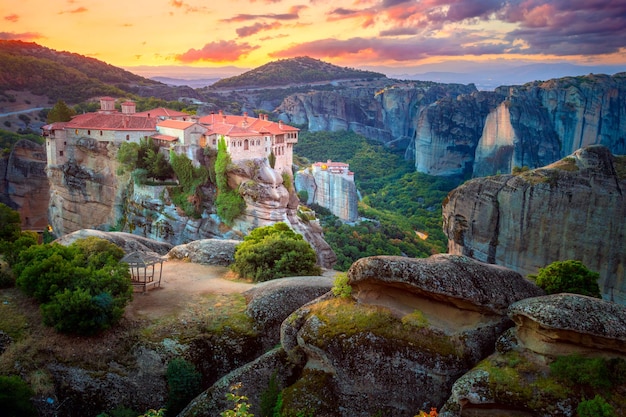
[2, 0, 625, 73]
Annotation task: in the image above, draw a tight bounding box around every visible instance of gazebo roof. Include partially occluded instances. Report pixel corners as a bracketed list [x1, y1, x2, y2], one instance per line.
[121, 251, 165, 267]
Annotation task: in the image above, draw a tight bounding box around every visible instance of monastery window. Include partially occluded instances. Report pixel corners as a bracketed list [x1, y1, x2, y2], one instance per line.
[59, 151, 64, 157]
[244, 139, 249, 150]
[212, 139, 216, 145]
[126, 135, 130, 141]
[100, 131, 103, 136]
[75, 129, 78, 135]
[88, 130, 91, 135]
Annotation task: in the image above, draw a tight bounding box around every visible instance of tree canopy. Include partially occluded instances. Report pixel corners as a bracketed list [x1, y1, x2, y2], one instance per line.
[46, 99, 76, 123]
[532, 260, 601, 298]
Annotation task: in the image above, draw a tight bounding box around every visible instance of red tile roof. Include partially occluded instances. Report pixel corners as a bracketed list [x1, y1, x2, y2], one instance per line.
[157, 119, 197, 130]
[198, 113, 298, 137]
[151, 134, 178, 142]
[134, 107, 189, 118]
[65, 113, 157, 130]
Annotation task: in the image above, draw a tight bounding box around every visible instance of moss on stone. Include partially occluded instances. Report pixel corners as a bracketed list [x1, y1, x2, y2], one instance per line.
[614, 155, 626, 180]
[280, 369, 337, 417]
[306, 298, 461, 358]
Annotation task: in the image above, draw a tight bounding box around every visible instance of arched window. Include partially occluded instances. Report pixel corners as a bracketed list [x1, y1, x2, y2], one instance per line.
[244, 139, 249, 150]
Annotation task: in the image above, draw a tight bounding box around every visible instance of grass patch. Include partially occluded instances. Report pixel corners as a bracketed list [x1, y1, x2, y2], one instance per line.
[143, 293, 256, 343]
[306, 298, 460, 357]
[0, 289, 30, 340]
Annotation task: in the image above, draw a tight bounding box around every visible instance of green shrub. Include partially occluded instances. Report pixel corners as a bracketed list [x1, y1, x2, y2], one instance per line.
[550, 355, 611, 390]
[0, 202, 21, 242]
[215, 137, 245, 224]
[331, 273, 352, 298]
[297, 190, 308, 203]
[0, 375, 37, 417]
[232, 223, 321, 282]
[531, 260, 601, 297]
[14, 238, 132, 335]
[577, 395, 616, 417]
[166, 358, 202, 417]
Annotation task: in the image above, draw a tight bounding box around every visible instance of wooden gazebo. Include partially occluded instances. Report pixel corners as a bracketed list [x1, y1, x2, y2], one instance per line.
[121, 251, 165, 293]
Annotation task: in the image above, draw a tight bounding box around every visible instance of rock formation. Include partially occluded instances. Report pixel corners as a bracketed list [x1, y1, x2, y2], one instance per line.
[54, 229, 173, 254]
[276, 80, 477, 156]
[278, 73, 626, 178]
[186, 254, 541, 417]
[0, 139, 49, 230]
[295, 162, 359, 222]
[47, 141, 336, 268]
[441, 294, 626, 416]
[167, 238, 240, 266]
[443, 145, 626, 304]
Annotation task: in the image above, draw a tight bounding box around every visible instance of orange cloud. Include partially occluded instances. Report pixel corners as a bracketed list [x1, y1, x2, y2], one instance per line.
[4, 14, 19, 23]
[237, 22, 282, 37]
[59, 7, 88, 14]
[0, 32, 43, 41]
[175, 40, 260, 63]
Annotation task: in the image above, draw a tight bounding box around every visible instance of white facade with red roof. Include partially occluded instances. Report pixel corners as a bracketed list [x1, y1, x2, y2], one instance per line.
[199, 111, 298, 175]
[43, 98, 298, 174]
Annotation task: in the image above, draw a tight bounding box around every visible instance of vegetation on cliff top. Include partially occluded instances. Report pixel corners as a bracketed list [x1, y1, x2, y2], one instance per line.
[211, 56, 385, 89]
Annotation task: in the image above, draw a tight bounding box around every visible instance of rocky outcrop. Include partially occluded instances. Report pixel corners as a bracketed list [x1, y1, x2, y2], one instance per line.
[441, 294, 626, 417]
[508, 293, 626, 358]
[271, 255, 542, 416]
[167, 239, 240, 266]
[0, 139, 49, 230]
[443, 145, 626, 304]
[54, 229, 173, 255]
[48, 139, 125, 236]
[244, 275, 334, 350]
[295, 166, 358, 222]
[416, 73, 626, 177]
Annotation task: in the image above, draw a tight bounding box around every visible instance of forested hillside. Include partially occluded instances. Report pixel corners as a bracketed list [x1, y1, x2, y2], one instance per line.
[0, 40, 196, 104]
[294, 131, 460, 270]
[211, 56, 385, 89]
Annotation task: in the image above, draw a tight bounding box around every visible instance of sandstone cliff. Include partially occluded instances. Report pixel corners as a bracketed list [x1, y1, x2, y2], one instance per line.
[295, 166, 358, 222]
[48, 144, 336, 268]
[0, 139, 49, 230]
[276, 80, 477, 156]
[443, 145, 626, 304]
[416, 73, 626, 177]
[277, 73, 626, 178]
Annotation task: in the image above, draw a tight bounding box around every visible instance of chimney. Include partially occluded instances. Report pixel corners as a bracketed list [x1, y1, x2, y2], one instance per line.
[278, 120, 283, 129]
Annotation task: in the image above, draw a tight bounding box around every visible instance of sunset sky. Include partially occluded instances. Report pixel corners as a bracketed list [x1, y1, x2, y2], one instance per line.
[2, 0, 626, 77]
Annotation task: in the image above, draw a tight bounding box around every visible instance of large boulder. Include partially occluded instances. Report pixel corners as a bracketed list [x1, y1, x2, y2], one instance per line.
[508, 293, 626, 358]
[441, 294, 626, 416]
[167, 239, 240, 266]
[244, 275, 334, 350]
[277, 254, 543, 416]
[55, 229, 173, 255]
[443, 145, 626, 304]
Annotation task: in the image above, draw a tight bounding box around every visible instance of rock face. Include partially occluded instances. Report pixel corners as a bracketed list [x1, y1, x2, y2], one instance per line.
[54, 229, 173, 255]
[0, 139, 49, 230]
[277, 80, 477, 155]
[416, 73, 626, 177]
[443, 145, 626, 304]
[295, 165, 358, 222]
[441, 294, 626, 417]
[47, 143, 336, 268]
[278, 73, 626, 178]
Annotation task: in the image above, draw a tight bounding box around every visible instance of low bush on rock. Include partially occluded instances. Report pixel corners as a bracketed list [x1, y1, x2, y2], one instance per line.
[166, 358, 202, 417]
[530, 260, 601, 298]
[232, 223, 321, 282]
[14, 237, 132, 335]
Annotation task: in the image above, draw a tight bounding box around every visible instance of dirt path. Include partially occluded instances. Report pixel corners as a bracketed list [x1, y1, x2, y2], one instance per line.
[125, 260, 255, 320]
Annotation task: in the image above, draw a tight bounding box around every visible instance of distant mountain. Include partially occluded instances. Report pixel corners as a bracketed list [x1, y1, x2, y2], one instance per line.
[0, 40, 197, 104]
[210, 56, 386, 89]
[152, 76, 220, 88]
